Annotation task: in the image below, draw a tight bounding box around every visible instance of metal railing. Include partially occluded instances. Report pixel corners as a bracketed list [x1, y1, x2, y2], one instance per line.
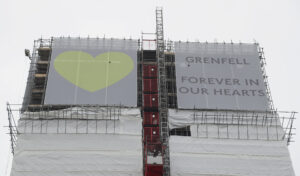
[170, 109, 296, 145]
[6, 103, 132, 154]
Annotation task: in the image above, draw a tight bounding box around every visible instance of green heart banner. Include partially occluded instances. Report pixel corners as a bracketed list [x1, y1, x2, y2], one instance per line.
[44, 38, 138, 106]
[54, 51, 134, 92]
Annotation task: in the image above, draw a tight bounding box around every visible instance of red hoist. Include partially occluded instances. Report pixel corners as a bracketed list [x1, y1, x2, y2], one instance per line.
[142, 7, 170, 176]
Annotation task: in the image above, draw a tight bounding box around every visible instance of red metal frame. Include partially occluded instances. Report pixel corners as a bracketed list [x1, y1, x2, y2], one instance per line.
[142, 63, 163, 176]
[145, 164, 163, 176]
[143, 112, 159, 125]
[143, 94, 158, 108]
[143, 65, 158, 78]
[144, 127, 160, 143]
[143, 79, 158, 92]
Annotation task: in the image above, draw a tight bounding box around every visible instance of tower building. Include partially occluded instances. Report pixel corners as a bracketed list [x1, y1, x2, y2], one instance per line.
[7, 8, 296, 176]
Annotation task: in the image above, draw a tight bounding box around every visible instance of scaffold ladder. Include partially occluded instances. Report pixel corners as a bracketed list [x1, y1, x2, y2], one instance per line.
[156, 7, 170, 176]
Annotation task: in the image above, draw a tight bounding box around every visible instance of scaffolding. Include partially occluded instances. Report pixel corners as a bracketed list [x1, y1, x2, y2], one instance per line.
[22, 38, 52, 111]
[7, 10, 297, 176]
[7, 103, 18, 154]
[169, 109, 296, 145]
[165, 41, 177, 109]
[22, 37, 139, 111]
[258, 46, 275, 110]
[7, 103, 296, 157]
[23, 37, 176, 112]
[6, 103, 140, 155]
[156, 7, 170, 176]
[138, 8, 172, 174]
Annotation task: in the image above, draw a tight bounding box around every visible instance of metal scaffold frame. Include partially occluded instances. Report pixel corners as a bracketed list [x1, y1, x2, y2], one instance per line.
[6, 103, 129, 154]
[7, 103, 18, 155]
[258, 46, 275, 110]
[22, 38, 53, 111]
[6, 8, 297, 176]
[156, 7, 170, 176]
[184, 109, 296, 145]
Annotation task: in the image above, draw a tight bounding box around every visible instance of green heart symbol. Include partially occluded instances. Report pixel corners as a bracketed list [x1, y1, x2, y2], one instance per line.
[54, 51, 134, 92]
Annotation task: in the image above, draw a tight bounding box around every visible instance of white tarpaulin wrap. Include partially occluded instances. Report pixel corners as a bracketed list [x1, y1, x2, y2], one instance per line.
[170, 136, 295, 176]
[175, 42, 270, 111]
[11, 108, 295, 176]
[11, 108, 143, 176]
[11, 134, 142, 176]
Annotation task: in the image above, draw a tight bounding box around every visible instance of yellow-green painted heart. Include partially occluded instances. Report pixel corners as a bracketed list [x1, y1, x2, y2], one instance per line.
[54, 51, 134, 92]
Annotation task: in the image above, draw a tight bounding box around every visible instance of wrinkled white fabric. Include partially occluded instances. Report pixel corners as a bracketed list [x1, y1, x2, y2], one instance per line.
[170, 136, 295, 176]
[11, 108, 143, 176]
[11, 134, 143, 176]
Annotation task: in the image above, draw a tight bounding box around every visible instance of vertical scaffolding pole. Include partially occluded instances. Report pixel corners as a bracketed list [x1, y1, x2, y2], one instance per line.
[156, 7, 170, 176]
[7, 103, 18, 155]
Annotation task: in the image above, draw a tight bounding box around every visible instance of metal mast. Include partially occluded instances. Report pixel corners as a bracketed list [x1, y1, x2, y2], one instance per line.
[156, 7, 170, 176]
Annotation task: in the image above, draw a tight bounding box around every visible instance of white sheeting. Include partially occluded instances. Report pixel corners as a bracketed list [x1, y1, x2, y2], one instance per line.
[11, 108, 295, 176]
[11, 134, 142, 176]
[13, 134, 295, 176]
[170, 136, 295, 176]
[11, 107, 143, 176]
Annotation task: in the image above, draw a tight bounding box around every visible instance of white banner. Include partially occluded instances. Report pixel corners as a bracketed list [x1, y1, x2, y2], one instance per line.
[175, 42, 270, 111]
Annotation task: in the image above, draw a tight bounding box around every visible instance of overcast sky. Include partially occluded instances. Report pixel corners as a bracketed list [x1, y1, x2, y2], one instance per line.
[0, 0, 299, 175]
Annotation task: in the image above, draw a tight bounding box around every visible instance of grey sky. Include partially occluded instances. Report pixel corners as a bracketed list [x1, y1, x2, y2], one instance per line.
[0, 0, 299, 175]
